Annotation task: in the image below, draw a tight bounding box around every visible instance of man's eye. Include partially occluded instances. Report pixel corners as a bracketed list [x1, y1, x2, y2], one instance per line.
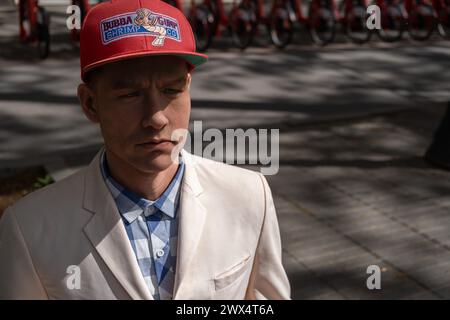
[119, 91, 140, 98]
[162, 88, 182, 95]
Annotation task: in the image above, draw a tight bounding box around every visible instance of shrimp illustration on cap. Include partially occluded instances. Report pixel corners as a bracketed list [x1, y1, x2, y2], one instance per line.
[134, 8, 166, 46]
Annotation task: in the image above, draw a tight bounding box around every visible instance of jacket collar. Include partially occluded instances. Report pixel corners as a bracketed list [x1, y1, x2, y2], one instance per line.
[99, 150, 185, 223]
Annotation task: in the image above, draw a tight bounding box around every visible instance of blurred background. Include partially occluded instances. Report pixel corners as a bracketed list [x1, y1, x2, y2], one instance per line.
[2, 0, 450, 299]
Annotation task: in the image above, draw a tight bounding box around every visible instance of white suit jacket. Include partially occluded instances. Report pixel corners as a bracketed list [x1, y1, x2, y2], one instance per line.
[0, 149, 290, 300]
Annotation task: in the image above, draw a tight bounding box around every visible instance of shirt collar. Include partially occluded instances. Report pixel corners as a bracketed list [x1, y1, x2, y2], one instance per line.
[100, 150, 185, 224]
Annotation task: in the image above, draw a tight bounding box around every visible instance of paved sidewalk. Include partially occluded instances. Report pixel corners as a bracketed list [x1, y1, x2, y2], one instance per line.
[268, 106, 450, 299]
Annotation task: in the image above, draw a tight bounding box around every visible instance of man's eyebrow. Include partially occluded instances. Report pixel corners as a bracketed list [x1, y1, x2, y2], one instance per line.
[160, 75, 188, 86]
[110, 78, 143, 89]
[110, 75, 187, 89]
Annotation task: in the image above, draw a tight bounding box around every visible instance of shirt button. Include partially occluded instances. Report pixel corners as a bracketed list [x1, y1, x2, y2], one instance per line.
[156, 249, 165, 258]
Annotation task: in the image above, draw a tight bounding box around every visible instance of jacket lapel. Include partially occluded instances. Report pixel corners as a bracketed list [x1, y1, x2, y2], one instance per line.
[82, 150, 153, 300]
[173, 150, 207, 299]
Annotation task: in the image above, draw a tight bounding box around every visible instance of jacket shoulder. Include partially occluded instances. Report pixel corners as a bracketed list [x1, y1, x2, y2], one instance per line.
[185, 153, 268, 214]
[7, 167, 86, 221]
[187, 153, 265, 186]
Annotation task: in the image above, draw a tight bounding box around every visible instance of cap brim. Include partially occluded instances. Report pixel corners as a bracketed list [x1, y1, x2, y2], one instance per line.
[82, 50, 208, 81]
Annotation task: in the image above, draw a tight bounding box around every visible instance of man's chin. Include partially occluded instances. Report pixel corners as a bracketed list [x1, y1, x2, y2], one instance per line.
[132, 152, 178, 173]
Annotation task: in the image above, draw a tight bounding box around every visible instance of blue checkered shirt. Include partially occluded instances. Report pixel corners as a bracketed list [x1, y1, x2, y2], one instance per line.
[100, 151, 184, 300]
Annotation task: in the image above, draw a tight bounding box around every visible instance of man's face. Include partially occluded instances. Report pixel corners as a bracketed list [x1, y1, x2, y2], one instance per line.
[81, 56, 191, 173]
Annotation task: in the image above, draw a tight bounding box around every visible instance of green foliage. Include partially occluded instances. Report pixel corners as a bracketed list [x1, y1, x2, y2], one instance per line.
[33, 174, 54, 189]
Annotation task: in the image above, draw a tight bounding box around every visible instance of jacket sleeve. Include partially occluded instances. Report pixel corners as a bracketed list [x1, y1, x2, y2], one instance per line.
[245, 173, 291, 300]
[0, 207, 48, 299]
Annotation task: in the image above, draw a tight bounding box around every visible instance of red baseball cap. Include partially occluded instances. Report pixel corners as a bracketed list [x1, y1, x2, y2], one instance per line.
[80, 0, 208, 82]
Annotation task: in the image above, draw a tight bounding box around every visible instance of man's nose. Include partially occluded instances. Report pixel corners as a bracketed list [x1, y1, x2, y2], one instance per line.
[141, 92, 169, 130]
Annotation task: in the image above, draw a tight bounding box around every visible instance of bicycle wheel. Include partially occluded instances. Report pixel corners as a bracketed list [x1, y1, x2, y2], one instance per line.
[209, 0, 221, 36]
[437, 3, 450, 38]
[269, 2, 295, 49]
[189, 5, 214, 52]
[36, 7, 50, 59]
[408, 3, 436, 40]
[19, 0, 34, 42]
[230, 4, 256, 49]
[71, 0, 89, 42]
[308, 3, 336, 45]
[377, 4, 404, 42]
[345, 4, 372, 43]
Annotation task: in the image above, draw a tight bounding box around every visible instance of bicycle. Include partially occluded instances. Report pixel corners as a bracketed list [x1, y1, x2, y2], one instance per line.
[70, 0, 91, 43]
[18, 0, 50, 59]
[268, 0, 302, 48]
[188, 0, 214, 51]
[336, 0, 372, 43]
[268, 0, 338, 47]
[308, 0, 338, 45]
[189, 0, 256, 51]
[229, 0, 259, 49]
[431, 0, 450, 38]
[372, 0, 405, 42]
[403, 0, 436, 40]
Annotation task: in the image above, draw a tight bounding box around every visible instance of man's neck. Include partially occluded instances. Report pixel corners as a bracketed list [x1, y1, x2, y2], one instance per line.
[105, 150, 179, 201]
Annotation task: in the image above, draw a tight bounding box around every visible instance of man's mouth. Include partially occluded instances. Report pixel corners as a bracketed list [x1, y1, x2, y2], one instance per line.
[136, 139, 176, 150]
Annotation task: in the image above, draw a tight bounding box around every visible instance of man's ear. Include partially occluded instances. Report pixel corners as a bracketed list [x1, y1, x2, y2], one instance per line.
[186, 73, 192, 90]
[77, 83, 100, 123]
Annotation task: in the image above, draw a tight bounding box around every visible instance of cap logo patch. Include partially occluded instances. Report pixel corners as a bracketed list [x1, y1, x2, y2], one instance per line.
[100, 8, 181, 46]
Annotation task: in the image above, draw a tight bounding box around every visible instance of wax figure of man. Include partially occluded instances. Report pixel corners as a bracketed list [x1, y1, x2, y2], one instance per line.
[0, 0, 290, 300]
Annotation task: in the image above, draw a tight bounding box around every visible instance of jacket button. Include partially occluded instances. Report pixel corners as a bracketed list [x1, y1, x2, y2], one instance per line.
[156, 249, 164, 258]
